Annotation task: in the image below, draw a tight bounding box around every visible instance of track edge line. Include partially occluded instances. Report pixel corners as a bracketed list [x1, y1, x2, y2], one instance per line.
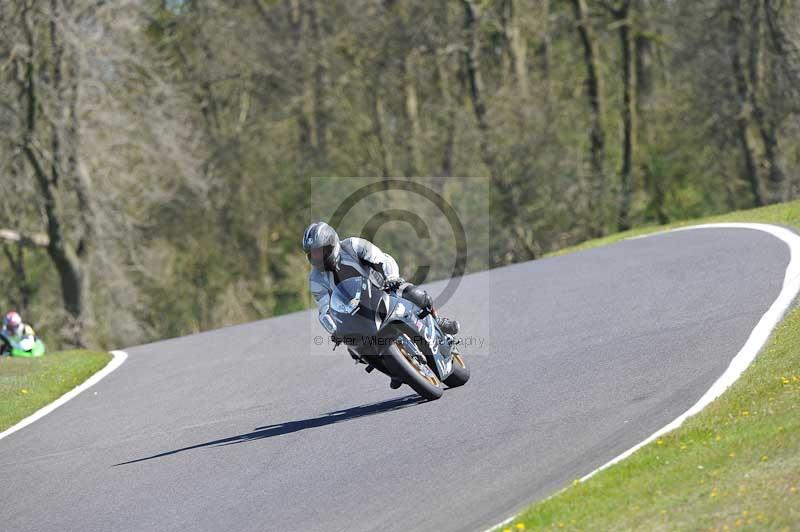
[0, 349, 129, 442]
[481, 222, 800, 532]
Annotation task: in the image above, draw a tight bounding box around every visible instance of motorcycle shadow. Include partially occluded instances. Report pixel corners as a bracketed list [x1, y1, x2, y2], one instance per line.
[114, 394, 424, 467]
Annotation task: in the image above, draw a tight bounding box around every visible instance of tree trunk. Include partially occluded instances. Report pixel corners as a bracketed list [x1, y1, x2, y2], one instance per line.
[2, 243, 31, 313]
[539, 0, 553, 107]
[404, 49, 424, 176]
[17, 0, 94, 346]
[500, 0, 529, 98]
[306, 0, 328, 163]
[462, 0, 497, 180]
[747, 0, 786, 203]
[728, 0, 764, 206]
[540, 0, 552, 79]
[764, 0, 800, 98]
[284, 0, 313, 153]
[369, 85, 393, 178]
[617, 0, 636, 232]
[570, 0, 606, 236]
[436, 49, 457, 177]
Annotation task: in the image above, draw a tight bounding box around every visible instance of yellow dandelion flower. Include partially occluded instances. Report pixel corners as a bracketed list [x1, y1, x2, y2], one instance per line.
[729, 452, 736, 458]
[742, 511, 749, 517]
[680, 444, 687, 450]
[782, 377, 790, 384]
[710, 490, 718, 498]
[572, 479, 580, 486]
[515, 524, 525, 531]
[558, 523, 565, 528]
[790, 486, 797, 493]
[740, 411, 749, 417]
[734, 519, 742, 527]
[761, 455, 768, 461]
[503, 528, 511, 532]
[715, 435, 721, 441]
[656, 438, 664, 445]
[20, 388, 28, 394]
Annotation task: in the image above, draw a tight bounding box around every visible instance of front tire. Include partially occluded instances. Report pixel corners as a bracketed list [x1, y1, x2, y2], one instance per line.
[383, 337, 443, 401]
[443, 352, 470, 388]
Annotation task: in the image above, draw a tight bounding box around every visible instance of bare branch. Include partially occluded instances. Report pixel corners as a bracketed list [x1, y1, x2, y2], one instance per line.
[0, 228, 50, 248]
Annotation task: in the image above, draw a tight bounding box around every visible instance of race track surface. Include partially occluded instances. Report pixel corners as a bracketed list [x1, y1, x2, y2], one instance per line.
[0, 227, 791, 532]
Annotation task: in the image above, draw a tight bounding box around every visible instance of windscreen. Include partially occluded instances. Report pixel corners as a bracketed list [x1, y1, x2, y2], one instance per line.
[330, 276, 364, 314]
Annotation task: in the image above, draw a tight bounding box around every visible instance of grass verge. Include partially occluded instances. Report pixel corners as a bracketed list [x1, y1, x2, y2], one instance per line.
[0, 350, 112, 433]
[500, 200, 800, 531]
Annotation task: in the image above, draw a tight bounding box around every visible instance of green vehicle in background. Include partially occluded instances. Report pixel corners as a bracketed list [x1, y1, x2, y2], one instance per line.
[0, 331, 46, 358]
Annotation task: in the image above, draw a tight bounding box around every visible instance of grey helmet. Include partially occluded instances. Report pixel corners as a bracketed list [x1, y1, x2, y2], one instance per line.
[302, 221, 341, 271]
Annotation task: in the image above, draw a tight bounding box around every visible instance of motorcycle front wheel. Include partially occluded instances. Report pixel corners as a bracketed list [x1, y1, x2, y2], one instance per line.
[383, 336, 443, 401]
[443, 352, 470, 388]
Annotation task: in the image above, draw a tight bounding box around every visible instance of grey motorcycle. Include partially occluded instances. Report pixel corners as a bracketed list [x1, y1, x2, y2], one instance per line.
[322, 270, 469, 400]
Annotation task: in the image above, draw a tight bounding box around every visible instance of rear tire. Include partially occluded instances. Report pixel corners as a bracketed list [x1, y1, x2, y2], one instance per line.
[383, 337, 443, 401]
[443, 352, 470, 388]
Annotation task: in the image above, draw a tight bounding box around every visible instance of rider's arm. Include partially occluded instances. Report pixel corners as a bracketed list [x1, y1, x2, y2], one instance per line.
[309, 274, 337, 334]
[309, 276, 331, 317]
[348, 237, 400, 280]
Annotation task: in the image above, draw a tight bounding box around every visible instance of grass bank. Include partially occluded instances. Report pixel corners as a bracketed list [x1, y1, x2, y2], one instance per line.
[0, 350, 112, 432]
[500, 200, 800, 531]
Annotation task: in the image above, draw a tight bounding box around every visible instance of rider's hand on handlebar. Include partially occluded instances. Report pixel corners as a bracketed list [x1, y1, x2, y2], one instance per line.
[383, 277, 405, 292]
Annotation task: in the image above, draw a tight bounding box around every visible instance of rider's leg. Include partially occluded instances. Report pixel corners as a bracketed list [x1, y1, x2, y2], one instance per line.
[396, 283, 460, 335]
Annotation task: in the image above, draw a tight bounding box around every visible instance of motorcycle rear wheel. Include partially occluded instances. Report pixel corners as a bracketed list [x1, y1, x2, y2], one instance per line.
[383, 336, 443, 401]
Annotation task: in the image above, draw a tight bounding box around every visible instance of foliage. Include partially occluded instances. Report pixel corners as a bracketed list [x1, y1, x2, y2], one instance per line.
[1, 0, 799, 348]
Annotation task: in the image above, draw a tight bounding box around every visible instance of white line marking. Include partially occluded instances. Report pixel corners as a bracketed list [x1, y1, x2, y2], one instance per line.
[482, 223, 800, 531]
[0, 349, 128, 442]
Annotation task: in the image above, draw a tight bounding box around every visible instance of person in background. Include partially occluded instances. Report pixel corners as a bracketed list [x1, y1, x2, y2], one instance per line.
[1, 311, 37, 352]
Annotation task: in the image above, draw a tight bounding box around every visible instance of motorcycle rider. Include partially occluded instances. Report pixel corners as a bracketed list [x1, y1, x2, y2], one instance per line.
[1, 311, 37, 352]
[303, 221, 459, 388]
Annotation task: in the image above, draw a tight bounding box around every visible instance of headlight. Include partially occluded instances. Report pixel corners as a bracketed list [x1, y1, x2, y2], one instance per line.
[319, 314, 337, 334]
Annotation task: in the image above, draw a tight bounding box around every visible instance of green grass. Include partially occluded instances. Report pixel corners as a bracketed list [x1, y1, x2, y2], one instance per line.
[500, 200, 800, 532]
[0, 350, 112, 432]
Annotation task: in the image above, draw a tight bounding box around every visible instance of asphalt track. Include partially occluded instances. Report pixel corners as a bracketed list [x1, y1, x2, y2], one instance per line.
[0, 227, 792, 532]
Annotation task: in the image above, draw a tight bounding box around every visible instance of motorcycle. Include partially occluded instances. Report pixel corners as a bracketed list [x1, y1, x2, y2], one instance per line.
[322, 270, 469, 400]
[0, 331, 46, 358]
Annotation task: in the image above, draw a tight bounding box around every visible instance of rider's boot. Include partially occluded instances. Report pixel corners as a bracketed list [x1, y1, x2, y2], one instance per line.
[436, 317, 460, 335]
[389, 377, 403, 389]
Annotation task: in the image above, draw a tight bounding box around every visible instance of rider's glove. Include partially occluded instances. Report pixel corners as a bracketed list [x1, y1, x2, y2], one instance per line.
[383, 277, 405, 292]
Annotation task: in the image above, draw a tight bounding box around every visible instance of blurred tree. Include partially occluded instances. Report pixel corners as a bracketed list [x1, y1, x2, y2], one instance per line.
[2, 0, 800, 348]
